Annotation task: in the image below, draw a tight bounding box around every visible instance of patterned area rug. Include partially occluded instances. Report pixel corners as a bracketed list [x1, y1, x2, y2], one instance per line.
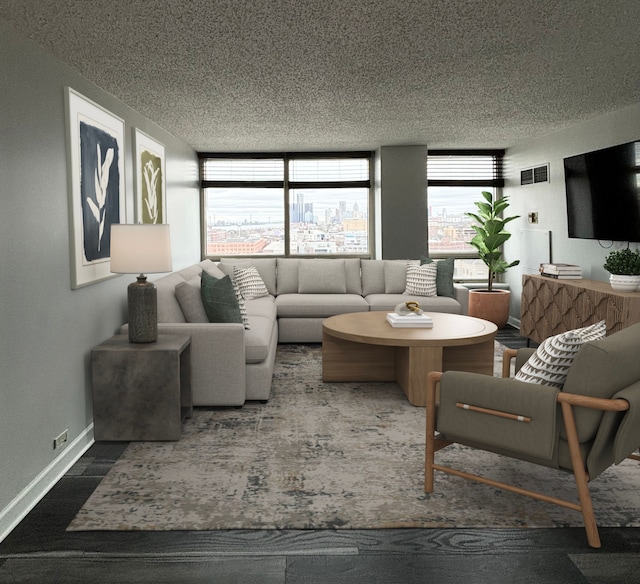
[68, 343, 640, 531]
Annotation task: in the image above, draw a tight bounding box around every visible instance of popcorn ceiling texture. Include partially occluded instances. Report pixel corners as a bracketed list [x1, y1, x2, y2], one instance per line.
[2, 0, 640, 151]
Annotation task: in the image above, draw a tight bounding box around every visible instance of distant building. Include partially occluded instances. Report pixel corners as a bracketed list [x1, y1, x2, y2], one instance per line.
[342, 218, 367, 231]
[207, 238, 269, 255]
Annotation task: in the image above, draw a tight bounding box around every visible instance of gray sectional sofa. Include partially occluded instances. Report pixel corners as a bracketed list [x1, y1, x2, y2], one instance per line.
[130, 257, 468, 407]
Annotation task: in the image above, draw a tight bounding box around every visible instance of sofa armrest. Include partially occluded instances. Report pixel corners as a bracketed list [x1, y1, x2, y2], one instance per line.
[120, 322, 247, 406]
[452, 284, 469, 315]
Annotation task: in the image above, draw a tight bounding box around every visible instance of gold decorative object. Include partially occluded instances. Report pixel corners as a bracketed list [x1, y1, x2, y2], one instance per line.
[394, 301, 423, 315]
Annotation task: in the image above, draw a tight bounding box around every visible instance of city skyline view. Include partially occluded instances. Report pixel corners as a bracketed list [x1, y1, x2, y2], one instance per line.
[204, 187, 369, 225]
[204, 185, 488, 276]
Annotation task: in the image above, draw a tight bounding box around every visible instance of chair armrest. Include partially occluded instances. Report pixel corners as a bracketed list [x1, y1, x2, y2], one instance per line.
[502, 348, 518, 378]
[501, 347, 537, 378]
[436, 370, 560, 460]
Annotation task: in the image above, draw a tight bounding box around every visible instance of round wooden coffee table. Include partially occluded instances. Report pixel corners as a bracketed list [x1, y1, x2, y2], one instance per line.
[322, 312, 498, 406]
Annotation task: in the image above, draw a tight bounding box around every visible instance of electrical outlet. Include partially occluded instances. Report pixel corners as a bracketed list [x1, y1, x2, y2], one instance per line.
[53, 429, 68, 450]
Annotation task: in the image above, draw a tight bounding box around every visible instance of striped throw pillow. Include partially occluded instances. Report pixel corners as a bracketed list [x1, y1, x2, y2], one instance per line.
[404, 262, 437, 297]
[514, 320, 606, 388]
[231, 278, 251, 330]
[233, 265, 270, 300]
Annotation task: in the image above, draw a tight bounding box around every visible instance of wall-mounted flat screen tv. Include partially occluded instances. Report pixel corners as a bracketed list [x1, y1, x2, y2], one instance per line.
[564, 140, 640, 242]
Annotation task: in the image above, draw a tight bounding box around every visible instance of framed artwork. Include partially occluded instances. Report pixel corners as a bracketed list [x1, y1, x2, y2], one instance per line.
[65, 87, 125, 289]
[134, 128, 166, 224]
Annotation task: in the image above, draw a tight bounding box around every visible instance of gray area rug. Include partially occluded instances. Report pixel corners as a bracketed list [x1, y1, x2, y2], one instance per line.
[68, 343, 640, 531]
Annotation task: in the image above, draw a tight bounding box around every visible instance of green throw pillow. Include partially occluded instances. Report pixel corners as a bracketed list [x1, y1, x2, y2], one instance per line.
[200, 272, 242, 324]
[420, 256, 455, 298]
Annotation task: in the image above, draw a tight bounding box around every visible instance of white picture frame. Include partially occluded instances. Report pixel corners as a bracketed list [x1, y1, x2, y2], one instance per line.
[65, 87, 126, 289]
[134, 128, 166, 224]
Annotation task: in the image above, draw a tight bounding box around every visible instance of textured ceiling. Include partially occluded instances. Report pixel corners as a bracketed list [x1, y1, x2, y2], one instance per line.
[2, 0, 640, 152]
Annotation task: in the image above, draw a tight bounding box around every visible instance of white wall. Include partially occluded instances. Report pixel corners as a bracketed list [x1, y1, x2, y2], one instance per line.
[503, 102, 640, 325]
[0, 21, 200, 541]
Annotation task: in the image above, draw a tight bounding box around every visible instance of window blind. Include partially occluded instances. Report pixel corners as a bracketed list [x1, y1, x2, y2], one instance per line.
[427, 150, 504, 187]
[201, 158, 284, 182]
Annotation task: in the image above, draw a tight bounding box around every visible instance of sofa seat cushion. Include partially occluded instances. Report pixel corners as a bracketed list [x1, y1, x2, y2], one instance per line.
[244, 315, 276, 363]
[365, 293, 462, 314]
[275, 293, 369, 318]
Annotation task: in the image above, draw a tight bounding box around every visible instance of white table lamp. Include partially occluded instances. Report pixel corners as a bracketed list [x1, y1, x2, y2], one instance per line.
[110, 224, 173, 343]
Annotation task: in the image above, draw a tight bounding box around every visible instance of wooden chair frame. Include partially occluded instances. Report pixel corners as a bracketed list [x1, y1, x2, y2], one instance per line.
[425, 349, 631, 549]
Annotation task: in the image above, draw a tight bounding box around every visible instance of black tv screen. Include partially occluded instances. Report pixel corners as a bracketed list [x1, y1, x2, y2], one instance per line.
[564, 140, 640, 242]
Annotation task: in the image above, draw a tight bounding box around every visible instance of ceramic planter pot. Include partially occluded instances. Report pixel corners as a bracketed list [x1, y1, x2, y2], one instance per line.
[609, 274, 640, 292]
[468, 289, 511, 328]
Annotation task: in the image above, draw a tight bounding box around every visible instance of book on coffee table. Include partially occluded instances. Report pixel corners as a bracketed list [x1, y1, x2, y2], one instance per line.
[386, 312, 434, 328]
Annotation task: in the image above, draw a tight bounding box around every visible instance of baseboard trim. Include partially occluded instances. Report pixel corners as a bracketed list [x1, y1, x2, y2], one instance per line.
[507, 316, 521, 329]
[0, 424, 94, 543]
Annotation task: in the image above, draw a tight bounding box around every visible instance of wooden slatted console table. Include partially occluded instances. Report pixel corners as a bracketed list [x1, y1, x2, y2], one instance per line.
[520, 273, 640, 343]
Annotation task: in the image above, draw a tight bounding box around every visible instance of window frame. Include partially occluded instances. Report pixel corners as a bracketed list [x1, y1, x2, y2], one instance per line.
[427, 149, 504, 259]
[199, 151, 374, 259]
[426, 150, 505, 281]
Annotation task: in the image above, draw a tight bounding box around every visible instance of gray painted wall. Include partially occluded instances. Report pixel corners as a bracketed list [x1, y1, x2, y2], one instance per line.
[377, 146, 428, 259]
[503, 101, 640, 325]
[0, 21, 200, 539]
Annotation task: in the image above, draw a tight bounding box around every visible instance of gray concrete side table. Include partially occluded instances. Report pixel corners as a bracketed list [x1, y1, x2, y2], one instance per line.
[91, 334, 192, 441]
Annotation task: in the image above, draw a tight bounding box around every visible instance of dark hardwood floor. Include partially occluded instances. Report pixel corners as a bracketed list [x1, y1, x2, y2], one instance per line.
[2, 326, 639, 583]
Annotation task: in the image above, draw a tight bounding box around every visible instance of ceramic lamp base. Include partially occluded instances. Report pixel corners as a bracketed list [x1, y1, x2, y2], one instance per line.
[127, 275, 158, 343]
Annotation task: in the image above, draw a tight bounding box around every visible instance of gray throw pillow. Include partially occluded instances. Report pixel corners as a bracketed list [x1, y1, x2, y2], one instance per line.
[175, 277, 209, 323]
[200, 272, 242, 324]
[421, 256, 455, 298]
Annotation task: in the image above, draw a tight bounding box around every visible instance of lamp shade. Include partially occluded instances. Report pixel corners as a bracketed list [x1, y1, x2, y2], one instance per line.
[110, 224, 173, 275]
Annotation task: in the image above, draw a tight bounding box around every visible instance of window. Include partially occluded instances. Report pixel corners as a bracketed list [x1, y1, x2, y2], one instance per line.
[427, 150, 504, 280]
[200, 152, 372, 257]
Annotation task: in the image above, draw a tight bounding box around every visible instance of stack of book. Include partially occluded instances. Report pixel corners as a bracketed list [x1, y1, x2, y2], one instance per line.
[386, 312, 434, 328]
[539, 263, 583, 279]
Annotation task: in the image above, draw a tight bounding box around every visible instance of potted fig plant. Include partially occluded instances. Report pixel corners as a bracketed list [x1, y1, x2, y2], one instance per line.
[603, 247, 640, 292]
[465, 191, 520, 327]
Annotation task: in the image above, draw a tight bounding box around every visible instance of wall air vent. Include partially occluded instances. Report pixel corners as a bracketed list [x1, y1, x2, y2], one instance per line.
[520, 163, 549, 186]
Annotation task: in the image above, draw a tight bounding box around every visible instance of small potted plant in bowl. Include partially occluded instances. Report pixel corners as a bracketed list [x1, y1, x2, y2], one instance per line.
[603, 248, 640, 291]
[465, 191, 520, 327]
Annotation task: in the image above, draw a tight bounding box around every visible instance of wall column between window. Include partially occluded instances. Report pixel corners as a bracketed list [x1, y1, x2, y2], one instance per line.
[376, 145, 428, 259]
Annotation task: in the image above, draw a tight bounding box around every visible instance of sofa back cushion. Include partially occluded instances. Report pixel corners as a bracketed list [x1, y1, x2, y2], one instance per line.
[218, 257, 277, 295]
[276, 258, 300, 294]
[361, 259, 418, 296]
[384, 261, 409, 293]
[298, 260, 346, 293]
[277, 258, 362, 295]
[155, 272, 188, 323]
[175, 276, 209, 323]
